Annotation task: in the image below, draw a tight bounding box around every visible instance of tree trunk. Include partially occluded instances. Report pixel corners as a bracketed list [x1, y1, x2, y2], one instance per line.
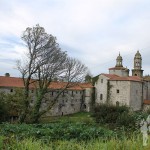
[31, 91, 44, 123]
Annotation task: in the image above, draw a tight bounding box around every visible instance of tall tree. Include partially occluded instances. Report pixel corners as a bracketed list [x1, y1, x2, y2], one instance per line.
[17, 24, 88, 123]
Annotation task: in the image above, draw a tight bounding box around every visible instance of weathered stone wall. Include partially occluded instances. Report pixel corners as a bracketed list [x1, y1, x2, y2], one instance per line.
[84, 88, 93, 112]
[130, 81, 143, 111]
[109, 80, 130, 106]
[0, 87, 92, 116]
[94, 75, 108, 104]
[109, 69, 128, 77]
[147, 81, 150, 99]
[44, 90, 84, 116]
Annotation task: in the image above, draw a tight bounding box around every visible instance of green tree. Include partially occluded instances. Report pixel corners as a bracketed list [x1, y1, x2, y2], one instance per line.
[0, 89, 24, 122]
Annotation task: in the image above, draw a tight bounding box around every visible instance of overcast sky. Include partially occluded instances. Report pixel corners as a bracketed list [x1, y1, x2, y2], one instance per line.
[0, 0, 150, 77]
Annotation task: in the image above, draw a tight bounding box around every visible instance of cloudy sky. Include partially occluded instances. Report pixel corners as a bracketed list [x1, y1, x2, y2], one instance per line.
[0, 0, 150, 77]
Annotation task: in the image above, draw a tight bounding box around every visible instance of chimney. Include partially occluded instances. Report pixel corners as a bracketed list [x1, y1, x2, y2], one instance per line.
[5, 73, 10, 77]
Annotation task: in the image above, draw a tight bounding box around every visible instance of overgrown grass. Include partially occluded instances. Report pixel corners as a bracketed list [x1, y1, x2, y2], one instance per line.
[40, 112, 94, 124]
[1, 111, 149, 149]
[1, 135, 150, 150]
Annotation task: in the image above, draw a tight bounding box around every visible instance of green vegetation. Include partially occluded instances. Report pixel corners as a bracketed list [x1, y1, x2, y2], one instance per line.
[93, 104, 148, 130]
[0, 134, 150, 150]
[40, 112, 94, 123]
[0, 107, 150, 149]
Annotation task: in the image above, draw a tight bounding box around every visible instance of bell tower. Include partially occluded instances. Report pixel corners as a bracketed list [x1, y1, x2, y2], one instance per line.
[115, 52, 123, 67]
[132, 50, 143, 77]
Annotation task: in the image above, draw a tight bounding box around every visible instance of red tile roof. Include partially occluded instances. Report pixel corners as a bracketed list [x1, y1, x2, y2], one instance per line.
[109, 67, 128, 70]
[101, 74, 142, 82]
[109, 76, 142, 82]
[0, 76, 93, 90]
[143, 100, 150, 105]
[101, 73, 119, 79]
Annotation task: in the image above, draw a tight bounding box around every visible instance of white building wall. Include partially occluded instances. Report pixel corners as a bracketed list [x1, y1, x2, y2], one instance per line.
[94, 74, 109, 104]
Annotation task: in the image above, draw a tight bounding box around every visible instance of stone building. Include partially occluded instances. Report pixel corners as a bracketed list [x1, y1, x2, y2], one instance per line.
[94, 51, 150, 111]
[0, 75, 93, 117]
[1, 50, 150, 116]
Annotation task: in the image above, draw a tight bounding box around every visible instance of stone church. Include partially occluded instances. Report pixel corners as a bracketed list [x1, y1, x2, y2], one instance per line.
[94, 51, 150, 111]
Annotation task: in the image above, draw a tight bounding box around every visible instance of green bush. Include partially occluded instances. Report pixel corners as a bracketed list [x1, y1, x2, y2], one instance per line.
[93, 104, 129, 124]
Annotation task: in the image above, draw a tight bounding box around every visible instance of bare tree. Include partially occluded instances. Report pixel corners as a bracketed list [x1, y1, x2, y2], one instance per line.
[17, 24, 88, 123]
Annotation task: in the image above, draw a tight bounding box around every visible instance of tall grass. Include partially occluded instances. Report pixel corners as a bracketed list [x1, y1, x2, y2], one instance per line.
[3, 135, 150, 150]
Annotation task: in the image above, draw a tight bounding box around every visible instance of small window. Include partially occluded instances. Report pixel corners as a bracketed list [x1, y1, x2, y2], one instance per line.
[76, 91, 78, 94]
[100, 94, 103, 100]
[101, 79, 103, 83]
[10, 89, 13, 92]
[117, 89, 119, 93]
[72, 91, 74, 96]
[116, 101, 119, 106]
[31, 90, 34, 93]
[51, 91, 54, 96]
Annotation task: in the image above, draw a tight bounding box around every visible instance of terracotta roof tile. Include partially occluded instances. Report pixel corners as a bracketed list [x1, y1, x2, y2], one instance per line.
[109, 67, 128, 70]
[0, 76, 93, 90]
[109, 76, 142, 82]
[101, 73, 119, 79]
[143, 100, 150, 105]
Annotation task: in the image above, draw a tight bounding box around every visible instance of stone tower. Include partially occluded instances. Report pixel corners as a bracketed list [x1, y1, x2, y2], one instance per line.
[115, 52, 123, 67]
[132, 50, 143, 77]
[109, 53, 129, 77]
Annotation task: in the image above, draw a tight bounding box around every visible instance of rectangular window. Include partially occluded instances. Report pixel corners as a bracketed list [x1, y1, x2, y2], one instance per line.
[72, 91, 74, 96]
[10, 89, 13, 92]
[51, 91, 54, 96]
[100, 94, 103, 100]
[101, 79, 103, 83]
[117, 89, 119, 93]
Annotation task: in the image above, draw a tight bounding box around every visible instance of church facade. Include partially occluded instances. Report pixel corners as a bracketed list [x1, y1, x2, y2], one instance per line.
[94, 51, 150, 111]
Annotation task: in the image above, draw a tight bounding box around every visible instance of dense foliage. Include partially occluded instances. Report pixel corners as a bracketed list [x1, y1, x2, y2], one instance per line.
[0, 89, 24, 122]
[93, 104, 148, 130]
[0, 122, 116, 142]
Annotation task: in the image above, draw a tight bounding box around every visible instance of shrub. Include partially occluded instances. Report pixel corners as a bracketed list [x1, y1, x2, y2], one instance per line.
[93, 104, 129, 124]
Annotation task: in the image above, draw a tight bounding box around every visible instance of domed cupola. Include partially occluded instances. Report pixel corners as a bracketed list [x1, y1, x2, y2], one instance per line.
[115, 53, 123, 67]
[132, 50, 143, 77]
[134, 50, 142, 69]
[135, 50, 142, 59]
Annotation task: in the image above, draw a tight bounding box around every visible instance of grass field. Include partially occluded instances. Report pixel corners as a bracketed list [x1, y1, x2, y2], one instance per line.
[0, 112, 150, 149]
